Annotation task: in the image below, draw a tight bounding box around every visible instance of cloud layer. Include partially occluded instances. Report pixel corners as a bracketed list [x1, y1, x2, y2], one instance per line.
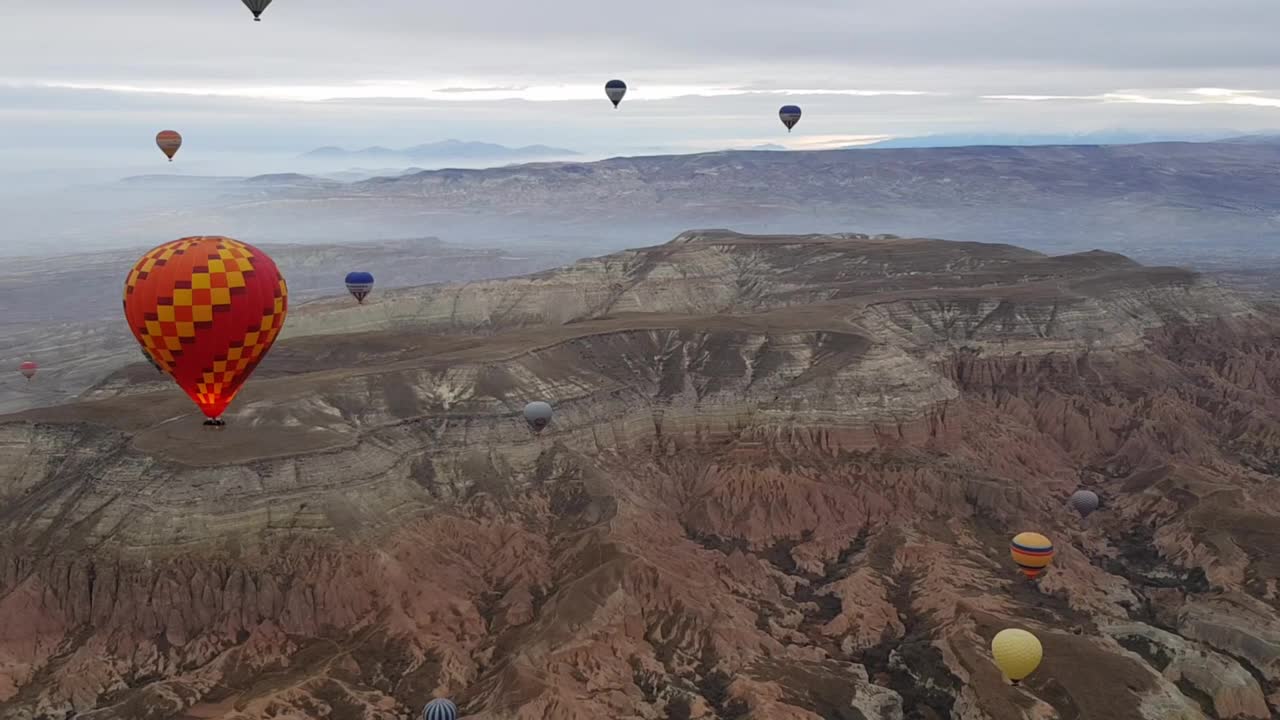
[3, 0, 1280, 171]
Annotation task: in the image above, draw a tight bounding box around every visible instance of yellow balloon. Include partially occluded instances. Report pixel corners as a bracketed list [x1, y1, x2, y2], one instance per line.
[991, 628, 1043, 682]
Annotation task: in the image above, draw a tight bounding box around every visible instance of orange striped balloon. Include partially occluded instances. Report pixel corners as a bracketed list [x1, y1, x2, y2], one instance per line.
[1010, 532, 1054, 579]
[156, 130, 182, 161]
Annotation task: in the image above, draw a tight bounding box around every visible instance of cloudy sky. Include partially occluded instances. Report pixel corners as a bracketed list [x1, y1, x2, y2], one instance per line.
[3, 0, 1280, 174]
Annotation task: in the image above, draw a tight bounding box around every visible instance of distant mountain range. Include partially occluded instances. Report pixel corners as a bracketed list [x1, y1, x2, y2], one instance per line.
[1217, 133, 1280, 145]
[861, 130, 1243, 149]
[301, 139, 579, 163]
[293, 134, 1280, 166]
[96, 137, 1280, 270]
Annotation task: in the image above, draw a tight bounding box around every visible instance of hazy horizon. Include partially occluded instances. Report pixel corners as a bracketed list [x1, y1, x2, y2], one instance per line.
[4, 1, 1280, 260]
[5, 1, 1280, 174]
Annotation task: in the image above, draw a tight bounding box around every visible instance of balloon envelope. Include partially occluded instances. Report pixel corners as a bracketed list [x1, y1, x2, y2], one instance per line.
[1010, 532, 1054, 579]
[1069, 490, 1099, 517]
[991, 628, 1042, 681]
[156, 130, 182, 161]
[345, 271, 375, 303]
[779, 105, 802, 131]
[122, 236, 288, 420]
[19, 361, 37, 379]
[140, 346, 164, 372]
[605, 79, 627, 108]
[422, 698, 458, 720]
[242, 0, 272, 20]
[523, 401, 553, 430]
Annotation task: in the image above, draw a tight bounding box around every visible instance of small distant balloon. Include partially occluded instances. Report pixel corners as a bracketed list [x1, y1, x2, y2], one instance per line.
[422, 698, 458, 720]
[605, 80, 627, 109]
[19, 361, 37, 380]
[1069, 490, 1099, 518]
[242, 0, 272, 21]
[156, 130, 182, 161]
[1009, 532, 1054, 580]
[344, 271, 375, 304]
[779, 105, 802, 132]
[523, 401, 553, 431]
[991, 628, 1043, 683]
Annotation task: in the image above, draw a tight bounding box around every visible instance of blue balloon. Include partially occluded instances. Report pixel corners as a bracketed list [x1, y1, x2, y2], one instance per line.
[422, 698, 458, 720]
[344, 271, 375, 303]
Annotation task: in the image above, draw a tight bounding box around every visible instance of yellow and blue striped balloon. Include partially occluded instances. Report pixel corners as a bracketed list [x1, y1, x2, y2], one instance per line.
[1010, 532, 1054, 579]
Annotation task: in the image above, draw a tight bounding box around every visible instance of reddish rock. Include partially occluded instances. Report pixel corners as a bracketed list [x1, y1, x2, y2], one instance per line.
[0, 232, 1276, 718]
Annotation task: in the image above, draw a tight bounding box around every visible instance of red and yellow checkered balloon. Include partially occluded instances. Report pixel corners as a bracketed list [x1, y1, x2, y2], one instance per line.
[123, 236, 288, 420]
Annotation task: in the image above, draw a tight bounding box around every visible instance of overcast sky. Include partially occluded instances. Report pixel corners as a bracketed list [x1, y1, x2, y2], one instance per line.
[3, 0, 1280, 173]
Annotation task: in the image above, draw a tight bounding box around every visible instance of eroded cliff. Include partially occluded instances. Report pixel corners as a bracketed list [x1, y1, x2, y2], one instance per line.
[1, 231, 1277, 719]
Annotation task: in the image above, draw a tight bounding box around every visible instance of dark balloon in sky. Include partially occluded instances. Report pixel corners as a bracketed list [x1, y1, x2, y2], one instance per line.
[242, 0, 272, 21]
[605, 79, 627, 108]
[779, 105, 802, 132]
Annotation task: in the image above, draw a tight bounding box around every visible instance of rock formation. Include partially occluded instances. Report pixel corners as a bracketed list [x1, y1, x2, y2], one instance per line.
[1, 230, 1278, 719]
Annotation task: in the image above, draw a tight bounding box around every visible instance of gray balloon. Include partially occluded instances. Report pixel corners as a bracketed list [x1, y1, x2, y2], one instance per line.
[1069, 490, 1099, 517]
[242, 0, 272, 20]
[523, 401, 553, 431]
[605, 79, 627, 108]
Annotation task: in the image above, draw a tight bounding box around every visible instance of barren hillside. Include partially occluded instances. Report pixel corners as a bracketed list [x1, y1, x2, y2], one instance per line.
[2, 231, 1278, 719]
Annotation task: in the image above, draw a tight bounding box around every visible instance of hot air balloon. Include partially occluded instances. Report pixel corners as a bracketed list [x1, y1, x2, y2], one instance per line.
[1069, 490, 1099, 518]
[344, 271, 375, 304]
[122, 236, 288, 426]
[243, 0, 272, 21]
[523, 401, 553, 431]
[779, 105, 802, 132]
[422, 698, 458, 720]
[991, 628, 1043, 684]
[18, 361, 37, 381]
[140, 346, 164, 372]
[156, 130, 182, 161]
[1009, 532, 1054, 580]
[605, 80, 627, 109]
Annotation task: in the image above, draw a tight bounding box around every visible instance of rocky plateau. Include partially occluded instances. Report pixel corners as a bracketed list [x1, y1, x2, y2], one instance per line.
[3, 230, 1280, 719]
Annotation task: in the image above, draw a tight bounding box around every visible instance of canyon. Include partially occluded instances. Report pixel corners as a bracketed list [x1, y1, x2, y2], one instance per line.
[2, 230, 1279, 719]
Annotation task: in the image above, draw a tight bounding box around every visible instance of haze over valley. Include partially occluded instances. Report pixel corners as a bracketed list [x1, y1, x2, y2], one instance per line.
[8, 137, 1280, 270]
